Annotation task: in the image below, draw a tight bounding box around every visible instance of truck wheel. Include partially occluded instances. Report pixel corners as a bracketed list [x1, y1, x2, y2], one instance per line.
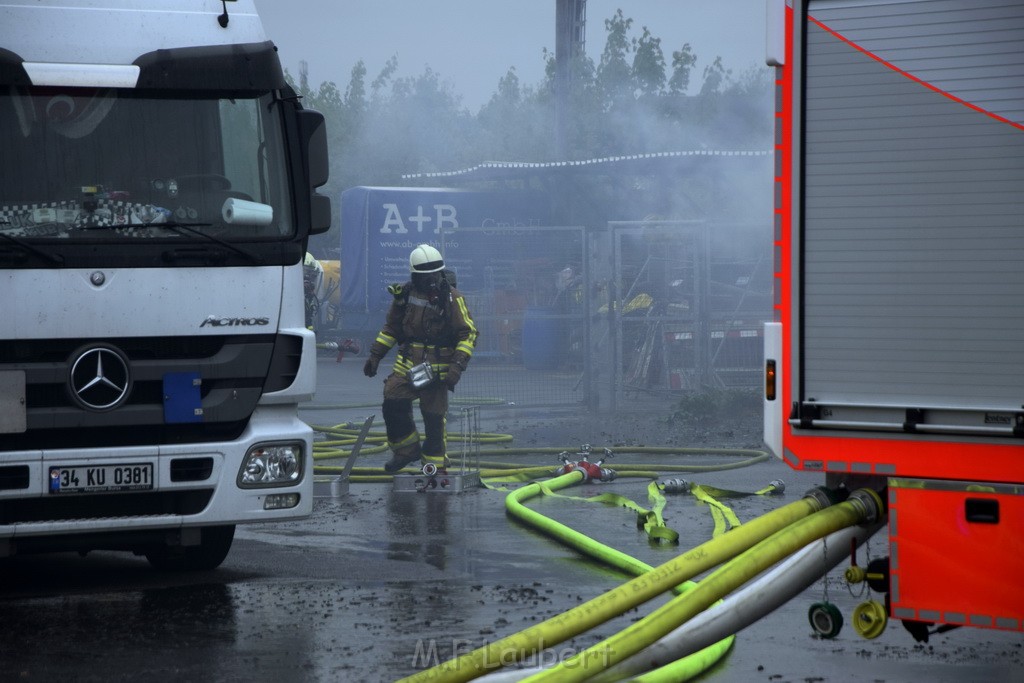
[145, 525, 235, 571]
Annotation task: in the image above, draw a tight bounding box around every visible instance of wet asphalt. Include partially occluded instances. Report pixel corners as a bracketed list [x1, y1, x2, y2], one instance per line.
[0, 356, 1019, 682]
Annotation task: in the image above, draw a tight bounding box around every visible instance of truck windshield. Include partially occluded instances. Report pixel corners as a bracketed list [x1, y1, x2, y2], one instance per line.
[0, 87, 293, 242]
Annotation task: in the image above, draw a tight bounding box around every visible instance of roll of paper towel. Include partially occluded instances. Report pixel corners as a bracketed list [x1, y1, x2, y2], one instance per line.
[222, 198, 273, 225]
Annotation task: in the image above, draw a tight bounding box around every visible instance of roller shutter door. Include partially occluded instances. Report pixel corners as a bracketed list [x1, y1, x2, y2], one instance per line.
[800, 0, 1024, 428]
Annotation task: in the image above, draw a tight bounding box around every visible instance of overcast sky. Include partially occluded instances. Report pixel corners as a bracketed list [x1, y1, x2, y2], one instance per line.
[252, 1, 768, 111]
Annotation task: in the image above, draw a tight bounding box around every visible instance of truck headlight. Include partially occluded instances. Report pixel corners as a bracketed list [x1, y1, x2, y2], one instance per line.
[238, 442, 303, 488]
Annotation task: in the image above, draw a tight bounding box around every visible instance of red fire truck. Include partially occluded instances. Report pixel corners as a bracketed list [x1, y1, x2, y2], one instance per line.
[764, 0, 1023, 641]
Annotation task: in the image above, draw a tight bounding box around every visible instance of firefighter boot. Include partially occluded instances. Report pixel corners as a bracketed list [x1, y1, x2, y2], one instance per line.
[382, 399, 422, 473]
[384, 451, 422, 474]
[383, 433, 422, 474]
[420, 411, 449, 472]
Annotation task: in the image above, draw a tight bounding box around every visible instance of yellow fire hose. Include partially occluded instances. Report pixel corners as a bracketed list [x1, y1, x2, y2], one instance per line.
[471, 476, 746, 683]
[395, 487, 836, 683]
[306, 416, 831, 683]
[522, 488, 884, 682]
[470, 478, 787, 682]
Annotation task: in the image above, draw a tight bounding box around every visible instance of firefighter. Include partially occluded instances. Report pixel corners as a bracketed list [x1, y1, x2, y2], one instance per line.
[302, 252, 325, 330]
[363, 244, 478, 473]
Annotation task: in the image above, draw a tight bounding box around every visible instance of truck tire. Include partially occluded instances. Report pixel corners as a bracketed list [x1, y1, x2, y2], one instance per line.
[145, 525, 235, 571]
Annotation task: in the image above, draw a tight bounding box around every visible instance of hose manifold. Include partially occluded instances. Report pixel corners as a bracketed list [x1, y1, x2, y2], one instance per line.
[555, 460, 616, 482]
[554, 445, 615, 482]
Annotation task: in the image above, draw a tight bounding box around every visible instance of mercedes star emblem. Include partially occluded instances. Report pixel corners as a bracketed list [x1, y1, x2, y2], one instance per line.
[68, 345, 132, 411]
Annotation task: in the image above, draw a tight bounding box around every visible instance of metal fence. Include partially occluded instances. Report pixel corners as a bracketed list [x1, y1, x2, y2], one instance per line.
[441, 225, 589, 409]
[601, 221, 771, 409]
[336, 220, 770, 413]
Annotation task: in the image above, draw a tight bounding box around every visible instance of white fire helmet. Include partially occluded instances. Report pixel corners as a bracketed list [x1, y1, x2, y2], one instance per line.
[409, 244, 445, 273]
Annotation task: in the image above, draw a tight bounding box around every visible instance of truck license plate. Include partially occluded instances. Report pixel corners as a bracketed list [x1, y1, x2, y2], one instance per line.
[49, 464, 154, 494]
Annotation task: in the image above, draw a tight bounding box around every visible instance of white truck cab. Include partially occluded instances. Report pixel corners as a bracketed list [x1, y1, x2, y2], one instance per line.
[0, 0, 331, 569]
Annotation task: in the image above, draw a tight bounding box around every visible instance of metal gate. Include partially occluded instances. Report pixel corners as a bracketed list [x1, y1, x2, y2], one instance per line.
[603, 221, 771, 409]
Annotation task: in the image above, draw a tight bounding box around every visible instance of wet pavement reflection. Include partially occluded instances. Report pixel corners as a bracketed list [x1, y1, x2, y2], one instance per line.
[1, 358, 1021, 682]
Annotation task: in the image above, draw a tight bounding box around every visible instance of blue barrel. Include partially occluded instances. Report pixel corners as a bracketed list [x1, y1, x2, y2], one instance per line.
[521, 307, 564, 370]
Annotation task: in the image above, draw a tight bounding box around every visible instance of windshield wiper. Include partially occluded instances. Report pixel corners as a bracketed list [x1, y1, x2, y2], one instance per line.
[118, 221, 264, 265]
[0, 224, 65, 265]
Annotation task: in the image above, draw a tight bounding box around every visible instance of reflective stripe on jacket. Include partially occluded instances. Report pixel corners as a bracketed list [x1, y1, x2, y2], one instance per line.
[369, 283, 477, 377]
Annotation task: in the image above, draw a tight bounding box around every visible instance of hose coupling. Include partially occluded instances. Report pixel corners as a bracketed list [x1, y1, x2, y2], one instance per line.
[845, 565, 867, 584]
[803, 486, 838, 510]
[852, 599, 888, 639]
[660, 478, 691, 494]
[768, 479, 786, 494]
[847, 488, 885, 524]
[554, 462, 588, 480]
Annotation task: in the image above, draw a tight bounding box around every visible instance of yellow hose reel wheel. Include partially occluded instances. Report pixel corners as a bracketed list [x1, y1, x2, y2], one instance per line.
[852, 599, 888, 639]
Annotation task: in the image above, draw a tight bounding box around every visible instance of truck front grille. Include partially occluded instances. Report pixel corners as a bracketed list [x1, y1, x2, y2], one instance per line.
[0, 333, 302, 451]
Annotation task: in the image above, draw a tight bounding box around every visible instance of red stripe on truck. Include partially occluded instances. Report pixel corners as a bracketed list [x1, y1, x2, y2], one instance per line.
[808, 14, 1024, 132]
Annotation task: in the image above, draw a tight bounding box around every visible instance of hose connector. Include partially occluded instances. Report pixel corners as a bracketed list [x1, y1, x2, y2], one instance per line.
[802, 486, 838, 511]
[768, 479, 786, 494]
[852, 599, 888, 639]
[846, 488, 885, 525]
[554, 445, 617, 482]
[660, 478, 691, 494]
[554, 462, 576, 477]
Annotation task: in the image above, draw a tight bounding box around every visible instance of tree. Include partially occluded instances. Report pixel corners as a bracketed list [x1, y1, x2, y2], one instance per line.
[287, 10, 771, 200]
[479, 68, 557, 163]
[343, 61, 368, 124]
[700, 56, 731, 96]
[668, 44, 697, 95]
[288, 61, 342, 116]
[371, 56, 398, 99]
[632, 27, 666, 98]
[596, 9, 634, 110]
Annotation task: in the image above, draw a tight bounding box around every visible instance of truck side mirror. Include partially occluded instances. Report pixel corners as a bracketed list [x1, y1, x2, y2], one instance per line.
[298, 109, 329, 188]
[297, 109, 331, 234]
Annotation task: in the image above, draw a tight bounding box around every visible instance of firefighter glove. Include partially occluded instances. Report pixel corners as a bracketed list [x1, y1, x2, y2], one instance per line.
[363, 355, 381, 378]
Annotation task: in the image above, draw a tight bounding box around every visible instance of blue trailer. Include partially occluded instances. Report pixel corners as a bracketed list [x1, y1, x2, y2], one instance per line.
[338, 186, 557, 343]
